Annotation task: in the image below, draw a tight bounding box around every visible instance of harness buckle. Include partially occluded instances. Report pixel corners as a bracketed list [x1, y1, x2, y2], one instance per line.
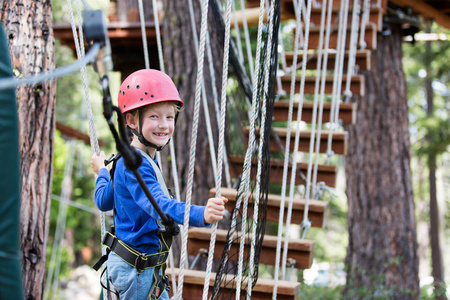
[135, 252, 147, 273]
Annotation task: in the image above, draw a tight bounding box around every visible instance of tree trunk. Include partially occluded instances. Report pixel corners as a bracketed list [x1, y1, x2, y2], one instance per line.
[1, 1, 56, 299]
[424, 23, 445, 299]
[116, 0, 153, 23]
[343, 24, 419, 299]
[161, 0, 223, 267]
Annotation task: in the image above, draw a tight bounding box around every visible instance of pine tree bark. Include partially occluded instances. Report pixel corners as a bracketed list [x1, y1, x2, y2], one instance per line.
[1, 1, 56, 299]
[161, 0, 223, 266]
[343, 24, 419, 298]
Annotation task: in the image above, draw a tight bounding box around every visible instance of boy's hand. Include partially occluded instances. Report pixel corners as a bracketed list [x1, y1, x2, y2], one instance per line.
[204, 196, 228, 224]
[91, 151, 106, 175]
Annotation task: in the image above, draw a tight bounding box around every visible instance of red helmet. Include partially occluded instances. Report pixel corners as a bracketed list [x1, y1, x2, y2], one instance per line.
[118, 69, 183, 114]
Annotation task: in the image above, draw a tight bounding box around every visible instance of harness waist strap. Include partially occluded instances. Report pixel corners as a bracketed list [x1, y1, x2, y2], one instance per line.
[102, 232, 168, 272]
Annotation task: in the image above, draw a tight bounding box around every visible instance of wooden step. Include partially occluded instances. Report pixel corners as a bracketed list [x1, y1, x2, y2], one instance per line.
[243, 127, 348, 155]
[167, 268, 301, 300]
[278, 74, 365, 96]
[187, 228, 314, 269]
[229, 155, 337, 187]
[293, 23, 377, 50]
[210, 187, 328, 228]
[272, 101, 356, 125]
[247, 0, 387, 12]
[284, 50, 371, 71]
[231, 6, 382, 31]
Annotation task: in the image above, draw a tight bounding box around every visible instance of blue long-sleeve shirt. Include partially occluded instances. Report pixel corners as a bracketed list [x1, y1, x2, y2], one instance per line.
[94, 153, 208, 254]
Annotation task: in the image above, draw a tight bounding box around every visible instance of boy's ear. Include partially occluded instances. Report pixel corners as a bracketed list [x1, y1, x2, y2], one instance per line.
[125, 113, 138, 130]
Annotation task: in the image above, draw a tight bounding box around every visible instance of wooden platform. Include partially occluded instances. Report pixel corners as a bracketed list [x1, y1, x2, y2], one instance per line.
[188, 228, 314, 269]
[210, 187, 328, 228]
[284, 50, 371, 71]
[278, 74, 365, 96]
[167, 268, 301, 300]
[272, 101, 356, 125]
[229, 155, 337, 187]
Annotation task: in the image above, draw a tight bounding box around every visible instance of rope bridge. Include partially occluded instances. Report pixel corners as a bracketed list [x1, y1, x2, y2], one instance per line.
[0, 0, 381, 298]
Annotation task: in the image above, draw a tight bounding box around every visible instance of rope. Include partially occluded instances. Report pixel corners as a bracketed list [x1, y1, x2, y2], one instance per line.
[239, 0, 255, 81]
[343, 0, 361, 103]
[272, 0, 304, 295]
[176, 0, 211, 296]
[138, 0, 150, 69]
[280, 0, 313, 280]
[65, 1, 106, 298]
[359, 0, 370, 49]
[311, 0, 335, 199]
[326, 0, 350, 164]
[211, 0, 266, 296]
[205, 32, 233, 187]
[188, 0, 218, 180]
[301, 0, 329, 240]
[44, 141, 76, 299]
[246, 1, 276, 298]
[202, 0, 233, 296]
[232, 0, 245, 64]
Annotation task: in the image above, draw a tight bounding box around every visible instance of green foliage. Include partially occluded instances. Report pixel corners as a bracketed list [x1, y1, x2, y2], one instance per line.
[403, 25, 450, 159]
[299, 285, 344, 300]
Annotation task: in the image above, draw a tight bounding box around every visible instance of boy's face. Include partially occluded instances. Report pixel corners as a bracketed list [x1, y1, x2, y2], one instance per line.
[133, 102, 176, 148]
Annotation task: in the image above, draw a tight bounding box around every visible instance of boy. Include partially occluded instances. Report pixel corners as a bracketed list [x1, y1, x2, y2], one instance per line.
[91, 69, 227, 300]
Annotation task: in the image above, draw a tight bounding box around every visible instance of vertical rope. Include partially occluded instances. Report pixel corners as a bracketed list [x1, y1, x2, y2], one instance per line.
[343, 0, 361, 103]
[232, 0, 245, 63]
[152, 0, 165, 71]
[311, 0, 334, 198]
[202, 0, 233, 296]
[176, 0, 210, 297]
[44, 141, 76, 299]
[239, 0, 255, 81]
[138, 0, 150, 69]
[272, 0, 304, 295]
[188, 0, 218, 179]
[212, 0, 266, 295]
[359, 0, 370, 49]
[246, 1, 276, 298]
[326, 0, 350, 163]
[301, 0, 328, 239]
[281, 0, 313, 280]
[65, 1, 106, 299]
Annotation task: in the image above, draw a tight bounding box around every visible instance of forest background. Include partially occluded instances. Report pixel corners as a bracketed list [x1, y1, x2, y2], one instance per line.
[47, 0, 449, 298]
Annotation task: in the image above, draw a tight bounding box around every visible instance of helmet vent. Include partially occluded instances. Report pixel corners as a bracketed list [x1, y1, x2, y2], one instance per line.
[136, 85, 140, 89]
[151, 94, 154, 98]
[127, 85, 130, 89]
[140, 97, 143, 101]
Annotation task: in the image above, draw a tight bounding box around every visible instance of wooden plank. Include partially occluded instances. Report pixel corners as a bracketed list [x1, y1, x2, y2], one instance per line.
[272, 101, 357, 125]
[278, 74, 365, 96]
[231, 6, 382, 31]
[284, 50, 371, 71]
[229, 155, 337, 187]
[210, 187, 328, 228]
[167, 268, 300, 300]
[56, 121, 105, 146]
[187, 228, 314, 269]
[244, 127, 348, 155]
[294, 23, 377, 50]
